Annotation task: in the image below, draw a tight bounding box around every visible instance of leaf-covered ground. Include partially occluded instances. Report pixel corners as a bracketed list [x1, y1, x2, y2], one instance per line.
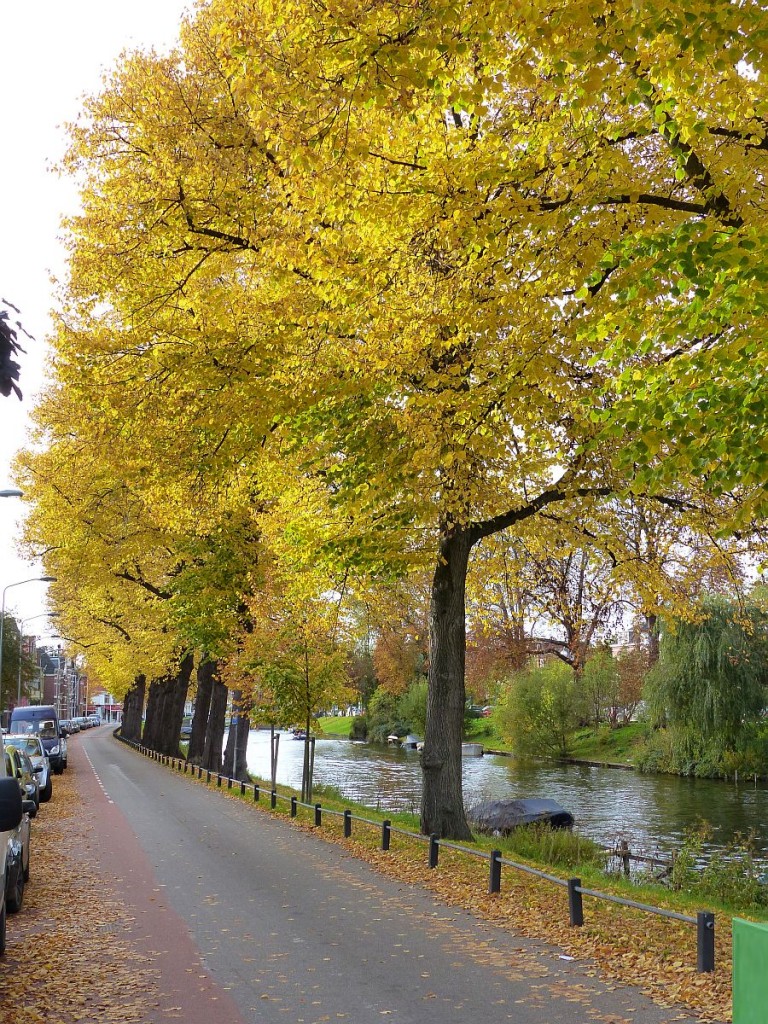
[216, 780, 734, 1023]
[341, 838, 733, 1023]
[0, 764, 163, 1023]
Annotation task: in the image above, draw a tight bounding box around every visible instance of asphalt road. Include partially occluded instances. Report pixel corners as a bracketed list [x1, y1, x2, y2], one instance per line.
[79, 726, 707, 1024]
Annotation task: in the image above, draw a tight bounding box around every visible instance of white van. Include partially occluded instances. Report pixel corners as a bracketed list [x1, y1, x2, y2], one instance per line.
[0, 733, 23, 954]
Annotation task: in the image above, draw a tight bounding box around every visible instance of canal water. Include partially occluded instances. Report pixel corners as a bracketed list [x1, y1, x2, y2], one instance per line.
[244, 730, 768, 860]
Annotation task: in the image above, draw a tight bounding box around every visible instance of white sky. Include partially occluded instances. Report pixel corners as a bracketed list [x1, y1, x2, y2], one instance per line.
[0, 0, 191, 631]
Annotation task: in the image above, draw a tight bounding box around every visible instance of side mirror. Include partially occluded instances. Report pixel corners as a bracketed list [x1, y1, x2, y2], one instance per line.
[0, 777, 22, 830]
[22, 799, 37, 818]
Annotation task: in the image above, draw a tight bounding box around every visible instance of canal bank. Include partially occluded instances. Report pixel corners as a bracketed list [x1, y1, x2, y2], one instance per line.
[244, 729, 768, 863]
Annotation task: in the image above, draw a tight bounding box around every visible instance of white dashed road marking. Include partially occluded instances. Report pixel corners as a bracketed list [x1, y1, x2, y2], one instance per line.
[84, 748, 114, 803]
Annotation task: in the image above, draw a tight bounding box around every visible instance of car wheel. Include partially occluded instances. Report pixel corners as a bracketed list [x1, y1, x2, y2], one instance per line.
[7, 869, 24, 914]
[41, 777, 53, 802]
[0, 895, 6, 955]
[54, 766, 64, 776]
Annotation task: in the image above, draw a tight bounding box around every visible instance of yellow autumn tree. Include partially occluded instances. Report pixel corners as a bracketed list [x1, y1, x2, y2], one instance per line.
[27, 0, 768, 837]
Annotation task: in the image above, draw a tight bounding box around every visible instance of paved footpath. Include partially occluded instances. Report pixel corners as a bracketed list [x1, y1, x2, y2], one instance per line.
[68, 727, 715, 1024]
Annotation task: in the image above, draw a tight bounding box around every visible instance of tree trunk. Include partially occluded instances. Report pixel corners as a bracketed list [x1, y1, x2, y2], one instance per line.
[188, 656, 216, 764]
[121, 674, 146, 743]
[223, 688, 251, 782]
[142, 678, 163, 750]
[154, 680, 172, 750]
[157, 653, 194, 756]
[233, 713, 251, 781]
[420, 527, 474, 840]
[202, 676, 228, 771]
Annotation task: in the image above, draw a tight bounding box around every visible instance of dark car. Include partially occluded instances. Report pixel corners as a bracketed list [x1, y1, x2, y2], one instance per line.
[0, 752, 24, 954]
[8, 706, 66, 775]
[3, 751, 32, 915]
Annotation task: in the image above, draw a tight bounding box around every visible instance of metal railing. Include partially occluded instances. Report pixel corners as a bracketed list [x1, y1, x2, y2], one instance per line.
[120, 736, 716, 973]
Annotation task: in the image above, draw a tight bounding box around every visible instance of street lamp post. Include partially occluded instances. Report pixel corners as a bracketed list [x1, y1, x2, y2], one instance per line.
[0, 576, 57, 716]
[16, 612, 60, 707]
[0, 489, 23, 498]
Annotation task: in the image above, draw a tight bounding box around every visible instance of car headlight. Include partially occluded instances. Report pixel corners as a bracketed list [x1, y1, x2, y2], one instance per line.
[49, 744, 60, 755]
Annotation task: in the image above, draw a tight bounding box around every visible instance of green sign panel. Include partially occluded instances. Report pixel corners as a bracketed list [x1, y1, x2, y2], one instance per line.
[733, 918, 768, 1023]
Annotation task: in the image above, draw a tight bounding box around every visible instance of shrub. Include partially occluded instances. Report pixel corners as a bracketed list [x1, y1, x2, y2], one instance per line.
[496, 660, 581, 758]
[503, 823, 607, 870]
[350, 715, 368, 740]
[670, 822, 768, 910]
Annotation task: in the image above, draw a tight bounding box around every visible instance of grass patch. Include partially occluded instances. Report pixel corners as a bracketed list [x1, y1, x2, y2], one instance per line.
[315, 716, 355, 737]
[318, 714, 510, 747]
[501, 823, 607, 870]
[462, 717, 507, 748]
[569, 722, 648, 764]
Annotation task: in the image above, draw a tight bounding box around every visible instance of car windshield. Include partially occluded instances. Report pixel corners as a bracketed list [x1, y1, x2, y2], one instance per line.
[11, 718, 57, 739]
[11, 719, 37, 735]
[6, 737, 43, 757]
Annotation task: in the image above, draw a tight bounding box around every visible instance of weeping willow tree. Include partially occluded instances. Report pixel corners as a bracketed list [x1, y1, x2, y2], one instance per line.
[645, 596, 768, 775]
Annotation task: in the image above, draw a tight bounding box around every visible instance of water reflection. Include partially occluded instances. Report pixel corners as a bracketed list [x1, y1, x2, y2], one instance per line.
[245, 730, 768, 857]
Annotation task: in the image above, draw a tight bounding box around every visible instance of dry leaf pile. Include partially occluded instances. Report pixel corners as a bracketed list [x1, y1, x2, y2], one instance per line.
[0, 766, 162, 1024]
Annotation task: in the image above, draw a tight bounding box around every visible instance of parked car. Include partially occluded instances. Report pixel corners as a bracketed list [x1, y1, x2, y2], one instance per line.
[5, 747, 39, 812]
[4, 736, 51, 805]
[180, 716, 193, 739]
[3, 751, 32, 916]
[8, 706, 66, 774]
[0, 736, 23, 954]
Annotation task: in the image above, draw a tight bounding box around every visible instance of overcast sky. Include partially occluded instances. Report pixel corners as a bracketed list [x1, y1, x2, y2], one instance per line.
[0, 0, 191, 631]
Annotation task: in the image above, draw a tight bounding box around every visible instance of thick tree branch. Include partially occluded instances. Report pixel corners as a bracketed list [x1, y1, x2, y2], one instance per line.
[114, 569, 172, 600]
[470, 484, 613, 544]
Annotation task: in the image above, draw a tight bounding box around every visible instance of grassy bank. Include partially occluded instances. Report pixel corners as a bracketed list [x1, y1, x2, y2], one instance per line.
[569, 721, 648, 764]
[317, 714, 508, 747]
[315, 715, 355, 738]
[316, 715, 648, 766]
